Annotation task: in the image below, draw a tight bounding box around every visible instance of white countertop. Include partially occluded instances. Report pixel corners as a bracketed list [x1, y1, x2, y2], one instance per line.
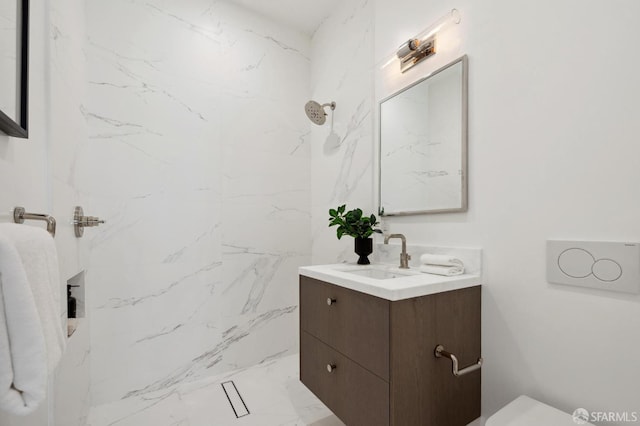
[299, 263, 482, 301]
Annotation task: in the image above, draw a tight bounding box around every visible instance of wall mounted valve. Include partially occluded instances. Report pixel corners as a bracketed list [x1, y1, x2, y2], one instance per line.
[74, 206, 105, 238]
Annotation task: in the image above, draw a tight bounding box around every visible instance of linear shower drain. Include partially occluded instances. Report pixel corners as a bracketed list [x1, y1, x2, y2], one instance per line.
[221, 381, 250, 418]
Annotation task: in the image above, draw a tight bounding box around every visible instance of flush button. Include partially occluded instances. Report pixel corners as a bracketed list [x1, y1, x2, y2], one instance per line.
[592, 259, 622, 282]
[558, 248, 595, 278]
[547, 240, 640, 294]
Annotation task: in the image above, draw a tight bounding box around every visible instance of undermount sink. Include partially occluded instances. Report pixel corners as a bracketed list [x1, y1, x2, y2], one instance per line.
[329, 263, 421, 281]
[345, 267, 416, 280]
[299, 262, 481, 301]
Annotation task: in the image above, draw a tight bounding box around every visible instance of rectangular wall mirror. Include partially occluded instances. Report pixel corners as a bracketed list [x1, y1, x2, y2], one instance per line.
[0, 0, 29, 139]
[379, 55, 467, 215]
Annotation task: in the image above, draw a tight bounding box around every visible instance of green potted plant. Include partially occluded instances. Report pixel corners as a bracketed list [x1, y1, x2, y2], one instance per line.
[328, 205, 380, 264]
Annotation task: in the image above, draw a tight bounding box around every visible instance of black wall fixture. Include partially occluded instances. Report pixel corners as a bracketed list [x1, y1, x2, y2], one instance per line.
[0, 0, 29, 139]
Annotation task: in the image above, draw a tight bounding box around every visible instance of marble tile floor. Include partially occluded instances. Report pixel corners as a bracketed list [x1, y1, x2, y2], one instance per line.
[87, 354, 345, 426]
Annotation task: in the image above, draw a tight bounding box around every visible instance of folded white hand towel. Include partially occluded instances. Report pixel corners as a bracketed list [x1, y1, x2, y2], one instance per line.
[0, 224, 65, 377]
[0, 235, 47, 415]
[419, 254, 464, 267]
[419, 264, 465, 276]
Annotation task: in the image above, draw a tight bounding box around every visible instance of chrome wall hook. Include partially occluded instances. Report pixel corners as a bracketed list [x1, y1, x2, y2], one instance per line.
[434, 344, 482, 377]
[73, 206, 105, 238]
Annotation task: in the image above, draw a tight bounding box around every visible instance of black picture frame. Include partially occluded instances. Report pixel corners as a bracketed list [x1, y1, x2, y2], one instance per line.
[0, 0, 29, 139]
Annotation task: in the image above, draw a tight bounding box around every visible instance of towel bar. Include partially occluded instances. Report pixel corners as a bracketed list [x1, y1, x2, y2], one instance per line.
[434, 344, 482, 377]
[13, 207, 56, 237]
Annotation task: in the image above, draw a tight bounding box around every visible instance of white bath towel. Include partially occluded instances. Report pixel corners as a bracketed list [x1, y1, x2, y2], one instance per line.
[0, 224, 65, 376]
[419, 264, 465, 276]
[419, 253, 464, 267]
[0, 223, 66, 412]
[0, 235, 47, 414]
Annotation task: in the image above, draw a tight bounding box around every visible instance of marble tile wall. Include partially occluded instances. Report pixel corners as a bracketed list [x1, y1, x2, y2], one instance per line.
[309, 0, 376, 265]
[49, 0, 92, 424]
[80, 0, 311, 407]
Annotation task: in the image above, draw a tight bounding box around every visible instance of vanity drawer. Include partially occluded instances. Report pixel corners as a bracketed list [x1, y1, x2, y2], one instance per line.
[300, 331, 389, 426]
[300, 276, 390, 380]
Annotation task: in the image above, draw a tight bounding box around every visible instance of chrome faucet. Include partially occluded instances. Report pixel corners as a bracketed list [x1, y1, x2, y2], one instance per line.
[383, 233, 411, 269]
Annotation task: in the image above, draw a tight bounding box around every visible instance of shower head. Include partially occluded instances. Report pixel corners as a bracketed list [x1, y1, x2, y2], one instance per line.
[305, 100, 336, 125]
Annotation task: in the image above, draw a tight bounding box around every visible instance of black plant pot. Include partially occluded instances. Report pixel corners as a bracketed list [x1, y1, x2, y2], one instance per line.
[354, 237, 373, 265]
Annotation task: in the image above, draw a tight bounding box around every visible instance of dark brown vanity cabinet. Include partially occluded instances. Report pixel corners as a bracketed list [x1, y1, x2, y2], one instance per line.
[299, 275, 481, 426]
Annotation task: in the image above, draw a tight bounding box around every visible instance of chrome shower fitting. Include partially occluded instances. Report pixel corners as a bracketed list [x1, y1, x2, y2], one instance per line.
[304, 100, 336, 125]
[73, 206, 105, 238]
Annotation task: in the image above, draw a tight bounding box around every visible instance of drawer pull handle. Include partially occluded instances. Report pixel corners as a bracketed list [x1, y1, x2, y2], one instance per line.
[326, 364, 337, 373]
[326, 297, 337, 306]
[434, 344, 483, 377]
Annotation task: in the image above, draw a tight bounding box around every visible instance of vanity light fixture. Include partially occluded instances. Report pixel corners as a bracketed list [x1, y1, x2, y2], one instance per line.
[383, 8, 461, 73]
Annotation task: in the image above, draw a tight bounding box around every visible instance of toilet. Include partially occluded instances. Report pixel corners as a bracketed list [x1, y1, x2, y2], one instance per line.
[486, 395, 595, 425]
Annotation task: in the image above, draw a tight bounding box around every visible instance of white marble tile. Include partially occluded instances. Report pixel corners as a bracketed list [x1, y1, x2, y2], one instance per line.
[81, 0, 312, 405]
[55, 321, 91, 426]
[309, 0, 376, 266]
[220, 252, 304, 315]
[85, 191, 222, 268]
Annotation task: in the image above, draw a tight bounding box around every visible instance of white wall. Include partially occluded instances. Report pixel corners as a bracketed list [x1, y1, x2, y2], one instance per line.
[311, 0, 640, 424]
[310, 0, 375, 265]
[0, 0, 90, 425]
[373, 0, 640, 423]
[0, 1, 49, 423]
[80, 0, 311, 407]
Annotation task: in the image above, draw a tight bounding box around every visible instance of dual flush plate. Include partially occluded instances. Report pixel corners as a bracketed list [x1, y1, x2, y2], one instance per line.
[546, 240, 640, 294]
